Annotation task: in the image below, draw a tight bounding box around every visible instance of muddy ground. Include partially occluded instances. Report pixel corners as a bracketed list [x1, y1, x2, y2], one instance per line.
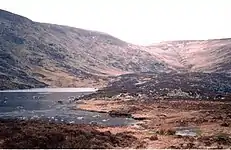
[77, 97, 231, 149]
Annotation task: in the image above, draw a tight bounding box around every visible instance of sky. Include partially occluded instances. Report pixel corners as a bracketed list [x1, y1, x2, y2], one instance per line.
[0, 0, 230, 45]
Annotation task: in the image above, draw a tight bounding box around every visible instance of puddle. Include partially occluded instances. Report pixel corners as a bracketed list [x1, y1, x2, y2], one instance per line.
[175, 127, 200, 137]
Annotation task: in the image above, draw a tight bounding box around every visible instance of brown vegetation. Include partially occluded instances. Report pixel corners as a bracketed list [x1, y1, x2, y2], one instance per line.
[0, 119, 143, 149]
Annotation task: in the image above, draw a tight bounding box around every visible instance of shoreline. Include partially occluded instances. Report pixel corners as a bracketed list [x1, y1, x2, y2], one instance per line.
[0, 87, 98, 93]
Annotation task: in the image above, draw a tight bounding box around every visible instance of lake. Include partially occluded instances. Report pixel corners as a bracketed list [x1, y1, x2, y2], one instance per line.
[0, 88, 135, 126]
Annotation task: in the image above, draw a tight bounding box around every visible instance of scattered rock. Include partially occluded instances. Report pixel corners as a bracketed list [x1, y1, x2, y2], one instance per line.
[181, 142, 195, 149]
[57, 100, 64, 104]
[92, 115, 100, 118]
[166, 129, 176, 135]
[169, 145, 180, 149]
[157, 113, 167, 118]
[156, 128, 176, 135]
[90, 121, 98, 125]
[77, 117, 84, 120]
[108, 110, 132, 118]
[131, 124, 144, 130]
[131, 116, 147, 120]
[220, 122, 230, 127]
[214, 133, 231, 145]
[149, 135, 158, 141]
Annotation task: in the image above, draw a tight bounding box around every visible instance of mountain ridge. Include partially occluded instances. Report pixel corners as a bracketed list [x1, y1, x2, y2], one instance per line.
[1, 9, 231, 90]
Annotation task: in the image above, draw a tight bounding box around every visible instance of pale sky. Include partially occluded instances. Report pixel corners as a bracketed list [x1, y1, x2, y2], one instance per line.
[1, 0, 230, 45]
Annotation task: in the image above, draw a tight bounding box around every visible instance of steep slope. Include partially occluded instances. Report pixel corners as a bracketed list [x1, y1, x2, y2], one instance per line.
[145, 39, 231, 73]
[0, 9, 169, 90]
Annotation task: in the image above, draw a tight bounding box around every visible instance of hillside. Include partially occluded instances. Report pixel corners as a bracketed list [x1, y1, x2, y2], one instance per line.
[0, 9, 169, 90]
[145, 39, 231, 72]
[83, 72, 231, 100]
[1, 9, 231, 90]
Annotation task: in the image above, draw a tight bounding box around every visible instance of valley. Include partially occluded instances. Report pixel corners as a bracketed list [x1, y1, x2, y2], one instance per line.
[1, 9, 231, 90]
[0, 9, 231, 149]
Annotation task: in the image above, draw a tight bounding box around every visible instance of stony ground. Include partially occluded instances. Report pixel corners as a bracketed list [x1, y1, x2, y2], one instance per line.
[77, 96, 231, 149]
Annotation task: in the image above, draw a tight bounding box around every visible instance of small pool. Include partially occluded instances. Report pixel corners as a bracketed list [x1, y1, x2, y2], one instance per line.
[175, 126, 200, 137]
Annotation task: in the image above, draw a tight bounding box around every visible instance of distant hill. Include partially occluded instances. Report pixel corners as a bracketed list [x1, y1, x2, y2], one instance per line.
[145, 39, 231, 73]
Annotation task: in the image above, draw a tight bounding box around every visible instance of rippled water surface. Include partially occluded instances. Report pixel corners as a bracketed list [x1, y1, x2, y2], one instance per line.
[0, 88, 135, 126]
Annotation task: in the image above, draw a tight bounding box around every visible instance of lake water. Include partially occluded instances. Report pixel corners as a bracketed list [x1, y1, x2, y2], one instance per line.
[0, 88, 135, 126]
